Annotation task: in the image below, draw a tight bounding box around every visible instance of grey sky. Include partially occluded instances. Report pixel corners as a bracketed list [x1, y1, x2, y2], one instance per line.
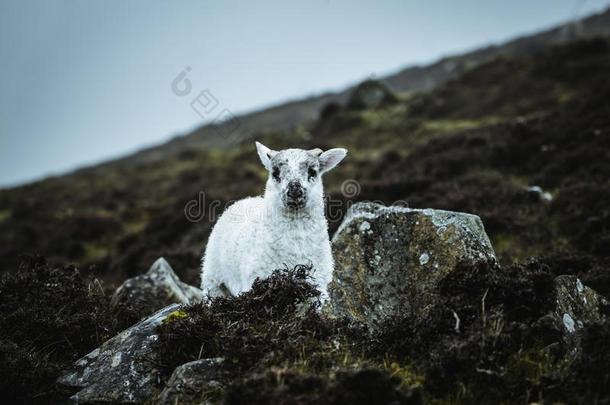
[1, 0, 609, 187]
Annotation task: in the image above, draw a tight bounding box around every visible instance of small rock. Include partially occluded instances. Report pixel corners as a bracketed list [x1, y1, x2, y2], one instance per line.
[155, 358, 225, 405]
[347, 80, 398, 110]
[551, 275, 607, 347]
[58, 304, 181, 403]
[328, 202, 497, 328]
[525, 185, 553, 202]
[112, 257, 202, 317]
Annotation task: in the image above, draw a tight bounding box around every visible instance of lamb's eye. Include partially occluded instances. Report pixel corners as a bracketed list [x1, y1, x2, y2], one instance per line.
[308, 167, 317, 180]
[272, 167, 281, 182]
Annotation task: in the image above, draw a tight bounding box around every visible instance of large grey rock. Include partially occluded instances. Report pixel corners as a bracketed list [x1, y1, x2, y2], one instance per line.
[58, 304, 182, 403]
[550, 275, 608, 347]
[155, 358, 225, 405]
[112, 257, 202, 317]
[328, 202, 497, 327]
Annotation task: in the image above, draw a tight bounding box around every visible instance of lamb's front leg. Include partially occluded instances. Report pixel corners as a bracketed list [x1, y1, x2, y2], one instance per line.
[310, 272, 332, 304]
[239, 258, 269, 294]
[310, 244, 334, 303]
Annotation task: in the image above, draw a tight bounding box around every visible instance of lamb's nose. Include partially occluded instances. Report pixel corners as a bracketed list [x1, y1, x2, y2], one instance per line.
[287, 182, 303, 199]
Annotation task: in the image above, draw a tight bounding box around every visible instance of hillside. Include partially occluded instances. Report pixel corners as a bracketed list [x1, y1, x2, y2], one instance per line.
[1, 16, 610, 288]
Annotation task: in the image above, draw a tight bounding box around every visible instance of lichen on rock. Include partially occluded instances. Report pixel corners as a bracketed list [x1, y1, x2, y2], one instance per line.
[156, 358, 224, 405]
[58, 304, 181, 403]
[328, 202, 497, 328]
[111, 257, 202, 318]
[549, 275, 608, 349]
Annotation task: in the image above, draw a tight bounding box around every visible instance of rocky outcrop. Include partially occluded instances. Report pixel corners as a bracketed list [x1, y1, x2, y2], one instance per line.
[112, 257, 202, 318]
[58, 304, 182, 403]
[155, 358, 225, 405]
[328, 202, 497, 327]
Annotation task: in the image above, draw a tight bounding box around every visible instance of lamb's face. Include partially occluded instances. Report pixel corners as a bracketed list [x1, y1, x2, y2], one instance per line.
[255, 142, 347, 213]
[269, 149, 321, 211]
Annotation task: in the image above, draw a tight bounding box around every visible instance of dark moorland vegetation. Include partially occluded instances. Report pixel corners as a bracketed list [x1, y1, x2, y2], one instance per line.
[0, 37, 609, 403]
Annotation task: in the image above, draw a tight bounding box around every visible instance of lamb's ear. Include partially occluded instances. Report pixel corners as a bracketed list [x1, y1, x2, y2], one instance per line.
[255, 141, 277, 171]
[319, 148, 347, 173]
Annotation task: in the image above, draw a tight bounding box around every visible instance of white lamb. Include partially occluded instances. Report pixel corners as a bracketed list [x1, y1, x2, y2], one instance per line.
[200, 142, 347, 301]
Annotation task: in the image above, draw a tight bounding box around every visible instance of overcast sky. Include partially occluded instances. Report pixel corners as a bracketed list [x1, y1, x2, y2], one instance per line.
[1, 0, 609, 187]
